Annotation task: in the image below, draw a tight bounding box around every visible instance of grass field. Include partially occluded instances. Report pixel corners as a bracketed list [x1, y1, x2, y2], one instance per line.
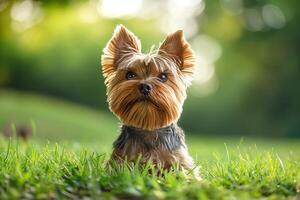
[0, 90, 299, 199]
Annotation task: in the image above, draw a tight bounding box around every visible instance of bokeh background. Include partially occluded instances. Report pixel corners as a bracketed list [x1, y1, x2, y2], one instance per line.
[0, 0, 299, 146]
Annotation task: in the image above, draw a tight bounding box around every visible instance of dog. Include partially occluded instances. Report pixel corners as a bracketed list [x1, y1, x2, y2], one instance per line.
[101, 25, 199, 178]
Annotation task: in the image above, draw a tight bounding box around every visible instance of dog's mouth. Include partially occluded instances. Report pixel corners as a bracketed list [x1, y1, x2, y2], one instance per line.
[123, 96, 163, 112]
[137, 96, 151, 102]
[137, 96, 155, 103]
[137, 97, 164, 111]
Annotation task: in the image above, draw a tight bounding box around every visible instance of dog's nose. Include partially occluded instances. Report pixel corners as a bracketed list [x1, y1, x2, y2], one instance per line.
[139, 83, 152, 95]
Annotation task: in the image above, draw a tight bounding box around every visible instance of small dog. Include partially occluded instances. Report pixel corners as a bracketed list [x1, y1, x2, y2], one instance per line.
[101, 25, 198, 177]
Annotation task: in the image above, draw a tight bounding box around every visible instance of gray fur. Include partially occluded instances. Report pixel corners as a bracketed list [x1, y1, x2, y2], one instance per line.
[113, 124, 186, 152]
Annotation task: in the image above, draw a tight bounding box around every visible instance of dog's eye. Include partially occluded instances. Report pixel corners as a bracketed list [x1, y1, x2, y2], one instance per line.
[126, 71, 136, 80]
[158, 73, 168, 82]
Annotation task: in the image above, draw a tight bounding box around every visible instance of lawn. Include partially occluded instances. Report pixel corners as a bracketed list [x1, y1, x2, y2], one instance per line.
[0, 90, 299, 199]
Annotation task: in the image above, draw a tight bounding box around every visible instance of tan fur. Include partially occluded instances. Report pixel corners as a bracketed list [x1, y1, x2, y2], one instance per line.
[102, 25, 195, 131]
[101, 25, 198, 178]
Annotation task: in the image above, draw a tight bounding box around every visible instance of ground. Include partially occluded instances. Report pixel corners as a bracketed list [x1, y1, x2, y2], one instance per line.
[0, 90, 299, 199]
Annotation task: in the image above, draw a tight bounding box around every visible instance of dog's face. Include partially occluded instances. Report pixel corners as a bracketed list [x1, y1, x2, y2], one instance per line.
[102, 25, 195, 130]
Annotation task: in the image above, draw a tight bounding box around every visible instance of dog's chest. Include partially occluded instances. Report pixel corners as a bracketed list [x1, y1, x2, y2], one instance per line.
[112, 124, 187, 165]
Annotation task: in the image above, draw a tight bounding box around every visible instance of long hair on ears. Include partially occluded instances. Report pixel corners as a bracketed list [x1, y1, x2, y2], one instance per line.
[101, 25, 141, 83]
[158, 30, 195, 86]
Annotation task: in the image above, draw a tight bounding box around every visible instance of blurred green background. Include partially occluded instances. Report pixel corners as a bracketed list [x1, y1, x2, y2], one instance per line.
[0, 0, 299, 141]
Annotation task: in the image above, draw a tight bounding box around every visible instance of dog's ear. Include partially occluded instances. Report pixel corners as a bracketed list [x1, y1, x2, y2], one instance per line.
[158, 30, 195, 85]
[102, 25, 141, 78]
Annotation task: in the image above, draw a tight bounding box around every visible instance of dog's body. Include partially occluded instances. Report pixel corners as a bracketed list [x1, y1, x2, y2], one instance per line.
[101, 25, 198, 177]
[112, 124, 194, 170]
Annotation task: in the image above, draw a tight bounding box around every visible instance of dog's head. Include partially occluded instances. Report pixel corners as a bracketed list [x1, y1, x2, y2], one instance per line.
[102, 25, 195, 130]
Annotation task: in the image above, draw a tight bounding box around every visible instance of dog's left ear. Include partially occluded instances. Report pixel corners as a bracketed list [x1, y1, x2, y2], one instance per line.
[158, 30, 195, 85]
[102, 25, 141, 79]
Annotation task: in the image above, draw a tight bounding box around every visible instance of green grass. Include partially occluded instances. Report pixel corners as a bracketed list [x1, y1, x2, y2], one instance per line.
[0, 140, 299, 200]
[0, 90, 299, 199]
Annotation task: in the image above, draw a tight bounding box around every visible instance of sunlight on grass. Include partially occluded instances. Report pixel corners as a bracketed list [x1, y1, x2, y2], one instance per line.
[0, 139, 299, 199]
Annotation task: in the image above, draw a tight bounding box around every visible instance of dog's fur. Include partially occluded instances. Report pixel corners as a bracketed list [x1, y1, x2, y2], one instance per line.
[111, 124, 194, 170]
[101, 25, 198, 177]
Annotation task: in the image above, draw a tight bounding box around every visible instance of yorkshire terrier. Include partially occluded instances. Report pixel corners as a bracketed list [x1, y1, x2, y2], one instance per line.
[101, 25, 199, 178]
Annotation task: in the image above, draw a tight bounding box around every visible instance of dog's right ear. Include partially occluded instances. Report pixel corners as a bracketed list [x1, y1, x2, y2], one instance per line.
[101, 25, 141, 78]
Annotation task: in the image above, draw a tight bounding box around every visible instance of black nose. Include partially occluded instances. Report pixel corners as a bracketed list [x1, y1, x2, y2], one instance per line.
[139, 83, 152, 95]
